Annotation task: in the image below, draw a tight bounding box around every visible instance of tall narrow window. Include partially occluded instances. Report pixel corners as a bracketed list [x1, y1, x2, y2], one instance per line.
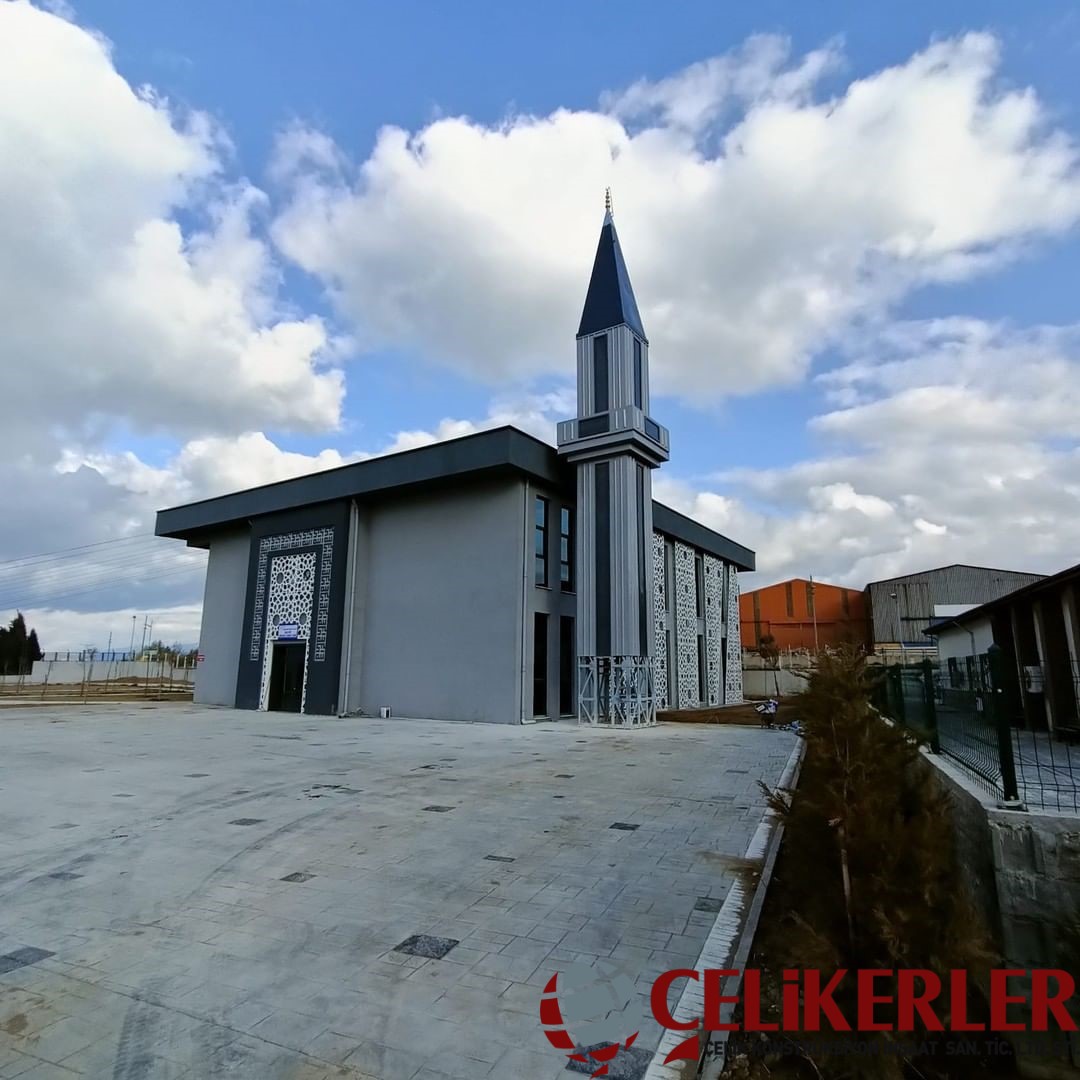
[785, 581, 794, 618]
[534, 496, 549, 587]
[633, 338, 643, 409]
[593, 334, 609, 412]
[806, 581, 815, 616]
[533, 613, 548, 716]
[696, 633, 706, 705]
[559, 507, 573, 591]
[559, 616, 575, 715]
[695, 553, 705, 618]
[636, 465, 647, 653]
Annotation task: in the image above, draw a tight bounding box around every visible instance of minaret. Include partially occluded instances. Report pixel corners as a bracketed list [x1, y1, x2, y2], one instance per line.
[557, 193, 670, 726]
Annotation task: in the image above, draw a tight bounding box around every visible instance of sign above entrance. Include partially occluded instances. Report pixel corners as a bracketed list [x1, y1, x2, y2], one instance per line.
[278, 622, 300, 641]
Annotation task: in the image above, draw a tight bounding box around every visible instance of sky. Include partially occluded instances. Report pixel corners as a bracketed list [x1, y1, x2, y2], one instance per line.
[3, 0, 1080, 650]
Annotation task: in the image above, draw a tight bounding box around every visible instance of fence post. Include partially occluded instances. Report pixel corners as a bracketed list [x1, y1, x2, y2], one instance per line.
[890, 664, 905, 726]
[921, 658, 940, 753]
[987, 644, 1023, 808]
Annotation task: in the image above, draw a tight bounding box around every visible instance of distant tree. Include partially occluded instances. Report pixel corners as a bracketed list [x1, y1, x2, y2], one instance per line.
[0, 612, 42, 675]
[757, 632, 781, 697]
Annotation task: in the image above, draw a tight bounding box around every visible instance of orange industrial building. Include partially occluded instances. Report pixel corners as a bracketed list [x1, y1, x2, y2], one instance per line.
[740, 578, 869, 650]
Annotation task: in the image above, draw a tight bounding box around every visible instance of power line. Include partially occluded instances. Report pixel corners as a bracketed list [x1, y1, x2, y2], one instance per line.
[0, 532, 156, 570]
[0, 562, 206, 611]
[0, 547, 204, 593]
[0, 563, 204, 613]
[0, 553, 205, 604]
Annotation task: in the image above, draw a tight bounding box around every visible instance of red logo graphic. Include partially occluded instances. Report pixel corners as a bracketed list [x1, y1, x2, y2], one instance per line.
[539, 966, 1078, 1073]
[541, 971, 640, 1077]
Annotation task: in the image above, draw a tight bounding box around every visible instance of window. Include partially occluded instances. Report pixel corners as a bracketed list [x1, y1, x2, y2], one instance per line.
[695, 553, 705, 618]
[806, 581, 815, 617]
[593, 334, 609, 412]
[559, 616, 575, 715]
[696, 634, 706, 705]
[785, 580, 794, 618]
[841, 589, 850, 616]
[664, 541, 674, 613]
[559, 507, 573, 591]
[948, 656, 960, 689]
[534, 496, 548, 587]
[633, 338, 643, 409]
[665, 628, 674, 707]
[533, 613, 548, 716]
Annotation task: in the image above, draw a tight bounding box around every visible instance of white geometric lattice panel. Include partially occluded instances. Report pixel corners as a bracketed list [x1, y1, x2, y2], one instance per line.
[250, 527, 334, 663]
[258, 551, 316, 711]
[703, 554, 724, 706]
[674, 542, 699, 707]
[652, 531, 668, 710]
[724, 564, 743, 704]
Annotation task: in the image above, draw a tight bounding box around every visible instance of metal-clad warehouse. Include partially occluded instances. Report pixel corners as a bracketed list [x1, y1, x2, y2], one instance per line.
[866, 563, 1045, 647]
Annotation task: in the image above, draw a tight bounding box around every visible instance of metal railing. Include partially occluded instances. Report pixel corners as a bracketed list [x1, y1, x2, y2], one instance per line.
[578, 655, 656, 727]
[876, 650, 1079, 815]
[34, 650, 197, 667]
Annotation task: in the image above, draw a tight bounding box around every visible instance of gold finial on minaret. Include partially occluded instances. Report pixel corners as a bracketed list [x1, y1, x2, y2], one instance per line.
[604, 187, 613, 216]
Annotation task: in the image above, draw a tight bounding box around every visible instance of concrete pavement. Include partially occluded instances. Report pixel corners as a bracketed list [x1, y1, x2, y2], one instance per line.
[0, 705, 795, 1079]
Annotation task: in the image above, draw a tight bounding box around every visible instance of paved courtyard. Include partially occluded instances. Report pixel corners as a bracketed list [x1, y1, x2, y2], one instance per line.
[0, 705, 795, 1080]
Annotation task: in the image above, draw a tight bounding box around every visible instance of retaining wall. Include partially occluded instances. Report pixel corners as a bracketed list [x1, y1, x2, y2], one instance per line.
[928, 755, 1080, 1077]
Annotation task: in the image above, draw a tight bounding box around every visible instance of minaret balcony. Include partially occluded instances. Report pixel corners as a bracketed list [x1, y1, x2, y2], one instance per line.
[557, 406, 670, 465]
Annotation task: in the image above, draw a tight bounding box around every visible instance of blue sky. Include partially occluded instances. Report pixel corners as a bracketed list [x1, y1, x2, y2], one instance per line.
[78, 0, 1080, 475]
[3, 0, 1080, 647]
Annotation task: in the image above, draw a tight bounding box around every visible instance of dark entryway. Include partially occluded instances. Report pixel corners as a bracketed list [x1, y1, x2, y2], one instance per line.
[559, 615, 575, 716]
[268, 642, 306, 713]
[533, 613, 548, 717]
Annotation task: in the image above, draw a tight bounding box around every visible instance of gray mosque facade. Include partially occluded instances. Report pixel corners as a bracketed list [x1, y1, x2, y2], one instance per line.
[156, 209, 755, 725]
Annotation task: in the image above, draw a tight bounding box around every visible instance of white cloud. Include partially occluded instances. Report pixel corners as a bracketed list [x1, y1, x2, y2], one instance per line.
[23, 604, 203, 653]
[0, 1, 342, 443]
[672, 319, 1080, 588]
[272, 32, 1080, 400]
[3, 9, 1080, 646]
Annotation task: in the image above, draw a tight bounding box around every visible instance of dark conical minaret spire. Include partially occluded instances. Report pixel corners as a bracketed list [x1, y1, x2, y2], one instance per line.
[577, 192, 646, 341]
[556, 195, 670, 728]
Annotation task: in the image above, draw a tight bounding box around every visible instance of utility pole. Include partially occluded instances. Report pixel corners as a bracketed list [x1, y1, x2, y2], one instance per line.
[129, 614, 137, 657]
[140, 616, 149, 655]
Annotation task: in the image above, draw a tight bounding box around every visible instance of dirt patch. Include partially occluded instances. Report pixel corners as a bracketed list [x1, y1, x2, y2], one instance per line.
[661, 697, 806, 726]
[695, 851, 763, 875]
[2, 1012, 27, 1036]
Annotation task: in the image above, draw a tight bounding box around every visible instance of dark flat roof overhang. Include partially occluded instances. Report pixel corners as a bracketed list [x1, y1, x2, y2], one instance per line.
[154, 425, 755, 570]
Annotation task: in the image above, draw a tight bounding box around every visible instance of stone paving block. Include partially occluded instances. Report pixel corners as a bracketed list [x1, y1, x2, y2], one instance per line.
[490, 1044, 567, 1079]
[526, 924, 567, 945]
[454, 970, 512, 994]
[468, 952, 542, 983]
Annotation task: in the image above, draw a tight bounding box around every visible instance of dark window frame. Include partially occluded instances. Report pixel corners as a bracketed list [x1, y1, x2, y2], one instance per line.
[534, 495, 549, 587]
[593, 333, 609, 413]
[633, 337, 643, 409]
[696, 633, 706, 705]
[559, 506, 574, 592]
[695, 553, 705, 618]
